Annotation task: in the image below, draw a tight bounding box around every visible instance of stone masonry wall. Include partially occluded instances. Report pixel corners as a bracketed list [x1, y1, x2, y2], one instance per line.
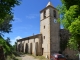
[50, 8, 60, 54]
[40, 8, 50, 58]
[17, 34, 42, 56]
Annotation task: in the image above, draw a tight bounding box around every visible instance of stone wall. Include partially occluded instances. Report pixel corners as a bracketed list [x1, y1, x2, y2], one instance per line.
[50, 7, 60, 54]
[40, 5, 60, 59]
[60, 29, 79, 60]
[40, 8, 50, 58]
[17, 34, 42, 56]
[64, 47, 79, 60]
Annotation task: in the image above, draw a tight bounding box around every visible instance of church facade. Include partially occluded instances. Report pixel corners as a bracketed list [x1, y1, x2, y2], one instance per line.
[16, 2, 78, 60]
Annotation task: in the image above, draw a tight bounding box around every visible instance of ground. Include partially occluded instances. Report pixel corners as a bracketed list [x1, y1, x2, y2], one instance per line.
[16, 54, 48, 60]
[21, 55, 39, 60]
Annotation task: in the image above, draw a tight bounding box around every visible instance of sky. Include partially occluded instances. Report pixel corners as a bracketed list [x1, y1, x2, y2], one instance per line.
[4, 0, 62, 45]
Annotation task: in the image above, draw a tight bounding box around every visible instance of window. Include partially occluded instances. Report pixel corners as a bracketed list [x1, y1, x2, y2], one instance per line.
[44, 36, 45, 39]
[53, 10, 56, 18]
[44, 10, 46, 18]
[44, 26, 45, 29]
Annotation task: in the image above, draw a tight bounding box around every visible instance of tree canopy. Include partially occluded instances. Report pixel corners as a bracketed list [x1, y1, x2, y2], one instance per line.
[0, 0, 21, 57]
[0, 14, 13, 35]
[0, 0, 21, 19]
[59, 0, 80, 50]
[0, 0, 21, 35]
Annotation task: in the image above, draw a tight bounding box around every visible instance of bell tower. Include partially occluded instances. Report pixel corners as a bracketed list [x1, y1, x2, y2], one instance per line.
[40, 1, 60, 58]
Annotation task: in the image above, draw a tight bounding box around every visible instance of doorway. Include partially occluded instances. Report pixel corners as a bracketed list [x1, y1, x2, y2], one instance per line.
[35, 42, 38, 56]
[25, 43, 28, 53]
[42, 48, 44, 55]
[30, 43, 32, 54]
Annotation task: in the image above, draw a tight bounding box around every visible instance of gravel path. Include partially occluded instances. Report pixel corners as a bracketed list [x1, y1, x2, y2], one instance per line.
[21, 55, 39, 60]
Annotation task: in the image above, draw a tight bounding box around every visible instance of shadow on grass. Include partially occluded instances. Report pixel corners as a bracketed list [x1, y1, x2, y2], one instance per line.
[6, 51, 23, 60]
[13, 57, 18, 60]
[6, 55, 19, 60]
[12, 51, 24, 57]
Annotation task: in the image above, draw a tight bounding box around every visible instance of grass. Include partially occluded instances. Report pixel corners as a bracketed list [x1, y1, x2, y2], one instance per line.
[6, 52, 49, 60]
[6, 54, 22, 60]
[6, 55, 19, 60]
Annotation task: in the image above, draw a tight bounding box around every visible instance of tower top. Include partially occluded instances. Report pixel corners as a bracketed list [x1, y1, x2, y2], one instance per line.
[46, 1, 53, 7]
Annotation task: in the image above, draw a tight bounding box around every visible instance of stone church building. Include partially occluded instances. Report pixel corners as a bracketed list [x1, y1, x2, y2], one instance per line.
[16, 2, 78, 60]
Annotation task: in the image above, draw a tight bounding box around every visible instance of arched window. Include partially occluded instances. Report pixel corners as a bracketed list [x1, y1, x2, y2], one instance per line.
[44, 10, 46, 18]
[53, 10, 56, 18]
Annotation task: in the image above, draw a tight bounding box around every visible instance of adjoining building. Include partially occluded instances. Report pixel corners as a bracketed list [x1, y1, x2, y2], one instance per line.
[16, 1, 78, 60]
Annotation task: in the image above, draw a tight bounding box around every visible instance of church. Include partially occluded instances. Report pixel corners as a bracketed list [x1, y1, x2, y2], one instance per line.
[16, 1, 78, 60]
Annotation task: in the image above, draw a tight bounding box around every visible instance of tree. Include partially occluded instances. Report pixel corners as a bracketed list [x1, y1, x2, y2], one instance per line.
[0, 14, 13, 35]
[0, 36, 11, 55]
[6, 37, 11, 44]
[59, 0, 80, 50]
[68, 17, 80, 50]
[0, 0, 21, 35]
[0, 0, 21, 58]
[61, 0, 80, 10]
[0, 0, 21, 19]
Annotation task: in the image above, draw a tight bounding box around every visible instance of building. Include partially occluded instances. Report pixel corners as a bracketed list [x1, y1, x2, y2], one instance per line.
[16, 1, 79, 60]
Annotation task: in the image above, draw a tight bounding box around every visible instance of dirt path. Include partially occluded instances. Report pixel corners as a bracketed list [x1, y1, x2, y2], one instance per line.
[21, 55, 39, 60]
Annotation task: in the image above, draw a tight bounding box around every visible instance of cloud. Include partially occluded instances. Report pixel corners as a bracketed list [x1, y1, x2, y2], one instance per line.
[11, 36, 22, 45]
[13, 16, 22, 23]
[26, 14, 39, 19]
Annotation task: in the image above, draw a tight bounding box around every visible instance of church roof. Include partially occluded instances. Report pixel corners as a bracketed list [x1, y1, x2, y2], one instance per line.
[17, 34, 42, 42]
[46, 1, 53, 7]
[40, 1, 56, 13]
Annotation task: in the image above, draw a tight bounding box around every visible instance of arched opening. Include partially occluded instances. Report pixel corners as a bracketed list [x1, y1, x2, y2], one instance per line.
[22, 44, 24, 52]
[25, 43, 28, 53]
[30, 43, 32, 54]
[35, 42, 38, 56]
[44, 10, 46, 18]
[20, 42, 22, 52]
[18, 44, 20, 52]
[53, 10, 56, 18]
[42, 48, 44, 55]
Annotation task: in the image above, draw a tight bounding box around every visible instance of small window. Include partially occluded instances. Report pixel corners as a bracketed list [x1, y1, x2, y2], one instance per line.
[44, 26, 45, 29]
[53, 10, 56, 18]
[44, 36, 45, 39]
[44, 10, 46, 18]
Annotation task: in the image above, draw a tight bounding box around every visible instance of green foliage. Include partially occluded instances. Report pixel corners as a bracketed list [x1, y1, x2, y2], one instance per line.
[62, 5, 79, 29]
[59, 0, 80, 50]
[68, 17, 80, 35]
[0, 36, 15, 58]
[0, 0, 21, 58]
[68, 17, 80, 50]
[0, 0, 21, 35]
[12, 43, 16, 51]
[0, 36, 11, 54]
[0, 0, 21, 19]
[61, 0, 80, 9]
[0, 14, 13, 35]
[68, 37, 78, 50]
